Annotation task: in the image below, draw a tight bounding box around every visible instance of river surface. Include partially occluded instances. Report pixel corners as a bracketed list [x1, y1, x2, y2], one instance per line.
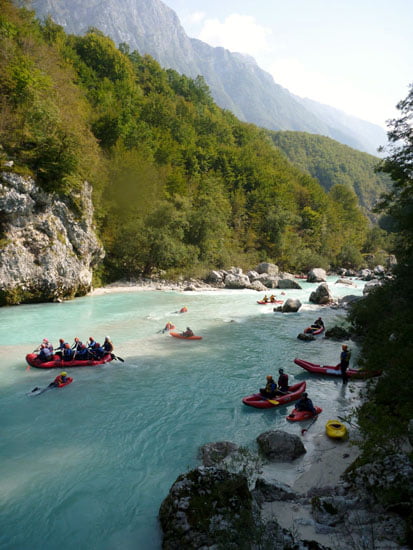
[0, 277, 364, 550]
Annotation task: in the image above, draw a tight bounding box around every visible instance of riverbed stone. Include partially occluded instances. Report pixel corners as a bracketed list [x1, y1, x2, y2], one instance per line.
[307, 268, 327, 282]
[199, 441, 239, 467]
[281, 298, 302, 312]
[256, 430, 306, 461]
[309, 283, 333, 304]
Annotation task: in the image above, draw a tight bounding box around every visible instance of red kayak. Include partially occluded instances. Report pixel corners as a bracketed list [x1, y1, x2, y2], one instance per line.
[169, 331, 203, 340]
[257, 300, 284, 305]
[287, 406, 322, 421]
[242, 381, 306, 409]
[26, 353, 114, 369]
[303, 326, 325, 335]
[294, 358, 381, 379]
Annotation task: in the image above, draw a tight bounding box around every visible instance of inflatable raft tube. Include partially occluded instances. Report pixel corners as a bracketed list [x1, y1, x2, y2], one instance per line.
[169, 331, 203, 340]
[286, 406, 322, 421]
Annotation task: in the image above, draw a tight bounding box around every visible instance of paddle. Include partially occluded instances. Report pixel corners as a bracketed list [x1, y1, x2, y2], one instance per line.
[111, 353, 124, 363]
[27, 384, 54, 397]
[301, 414, 319, 435]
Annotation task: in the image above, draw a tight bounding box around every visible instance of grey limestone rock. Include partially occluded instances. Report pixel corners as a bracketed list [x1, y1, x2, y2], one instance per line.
[309, 283, 333, 304]
[199, 441, 239, 467]
[281, 298, 302, 312]
[256, 430, 306, 461]
[307, 268, 327, 282]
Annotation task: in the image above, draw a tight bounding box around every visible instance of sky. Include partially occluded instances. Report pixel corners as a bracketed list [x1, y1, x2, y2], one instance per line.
[163, 0, 412, 129]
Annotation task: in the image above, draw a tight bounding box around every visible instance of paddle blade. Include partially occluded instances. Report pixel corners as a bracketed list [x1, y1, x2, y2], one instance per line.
[267, 399, 279, 405]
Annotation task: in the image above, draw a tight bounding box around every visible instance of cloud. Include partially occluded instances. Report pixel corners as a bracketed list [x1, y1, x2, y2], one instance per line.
[183, 11, 206, 26]
[197, 13, 272, 56]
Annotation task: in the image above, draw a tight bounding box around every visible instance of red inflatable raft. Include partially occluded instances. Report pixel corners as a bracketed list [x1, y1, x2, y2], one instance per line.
[303, 326, 325, 335]
[287, 406, 322, 421]
[257, 300, 284, 305]
[169, 332, 203, 340]
[26, 353, 114, 369]
[242, 381, 306, 409]
[294, 358, 381, 379]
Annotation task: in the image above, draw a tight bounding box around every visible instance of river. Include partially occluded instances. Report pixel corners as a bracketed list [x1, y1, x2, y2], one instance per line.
[0, 278, 364, 549]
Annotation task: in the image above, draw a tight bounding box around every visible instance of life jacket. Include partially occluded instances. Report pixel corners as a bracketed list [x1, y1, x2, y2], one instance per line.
[54, 375, 67, 386]
[265, 380, 276, 393]
[340, 349, 351, 365]
[103, 341, 113, 352]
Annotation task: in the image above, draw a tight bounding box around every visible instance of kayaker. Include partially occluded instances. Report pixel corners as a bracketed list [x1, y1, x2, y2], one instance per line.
[339, 344, 351, 384]
[49, 371, 68, 387]
[88, 337, 98, 350]
[312, 317, 325, 329]
[103, 336, 114, 353]
[269, 294, 276, 303]
[163, 322, 175, 332]
[259, 375, 277, 398]
[262, 295, 269, 303]
[295, 392, 317, 415]
[277, 368, 289, 393]
[182, 327, 194, 337]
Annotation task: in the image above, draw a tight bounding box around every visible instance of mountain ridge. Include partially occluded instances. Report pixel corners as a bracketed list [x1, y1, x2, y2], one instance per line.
[24, 0, 387, 155]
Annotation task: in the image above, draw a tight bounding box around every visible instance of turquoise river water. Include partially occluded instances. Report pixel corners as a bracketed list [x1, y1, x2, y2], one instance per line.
[0, 277, 364, 550]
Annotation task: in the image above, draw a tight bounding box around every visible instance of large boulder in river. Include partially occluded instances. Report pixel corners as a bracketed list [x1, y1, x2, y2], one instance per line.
[298, 332, 315, 341]
[256, 430, 306, 461]
[280, 298, 302, 312]
[307, 268, 327, 282]
[224, 272, 250, 288]
[159, 467, 255, 549]
[309, 283, 333, 304]
[247, 279, 268, 292]
[278, 278, 302, 289]
[255, 262, 279, 276]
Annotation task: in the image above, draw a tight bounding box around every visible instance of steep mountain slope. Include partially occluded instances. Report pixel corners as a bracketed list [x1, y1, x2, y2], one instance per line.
[270, 131, 391, 218]
[25, 0, 387, 155]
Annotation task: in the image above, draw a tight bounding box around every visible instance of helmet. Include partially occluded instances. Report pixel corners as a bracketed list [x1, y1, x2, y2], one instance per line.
[74, 337, 79, 341]
[266, 375, 272, 380]
[186, 327, 191, 330]
[105, 336, 110, 340]
[60, 371, 67, 376]
[59, 338, 64, 342]
[43, 338, 48, 343]
[89, 337, 94, 340]
[65, 343, 70, 348]
[302, 392, 308, 398]
[279, 368, 284, 373]
[342, 344, 348, 350]
[81, 344, 86, 349]
[96, 343, 100, 347]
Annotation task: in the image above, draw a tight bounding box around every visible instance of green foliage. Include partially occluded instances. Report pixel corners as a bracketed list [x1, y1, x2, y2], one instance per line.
[348, 84, 413, 463]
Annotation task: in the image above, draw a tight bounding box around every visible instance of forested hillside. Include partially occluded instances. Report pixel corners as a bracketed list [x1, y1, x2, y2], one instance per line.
[270, 131, 392, 219]
[0, 1, 387, 284]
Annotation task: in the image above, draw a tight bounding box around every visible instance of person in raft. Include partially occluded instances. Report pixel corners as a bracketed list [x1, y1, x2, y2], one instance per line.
[38, 343, 53, 362]
[311, 317, 325, 330]
[49, 371, 68, 387]
[71, 337, 83, 351]
[182, 327, 194, 337]
[295, 392, 317, 415]
[103, 336, 114, 354]
[269, 294, 277, 303]
[260, 375, 277, 398]
[339, 344, 351, 384]
[262, 295, 269, 303]
[62, 343, 74, 361]
[55, 338, 67, 357]
[277, 368, 289, 394]
[75, 344, 89, 360]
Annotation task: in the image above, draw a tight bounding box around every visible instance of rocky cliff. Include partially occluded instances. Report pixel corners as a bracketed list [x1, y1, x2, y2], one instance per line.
[0, 171, 104, 305]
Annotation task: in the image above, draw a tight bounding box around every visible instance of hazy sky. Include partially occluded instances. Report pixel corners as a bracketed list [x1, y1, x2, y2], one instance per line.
[164, 0, 412, 128]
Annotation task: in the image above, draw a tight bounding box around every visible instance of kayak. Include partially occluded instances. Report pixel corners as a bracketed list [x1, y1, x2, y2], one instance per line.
[257, 300, 284, 305]
[325, 419, 348, 439]
[169, 331, 203, 340]
[294, 358, 382, 379]
[303, 325, 325, 335]
[242, 381, 306, 409]
[26, 353, 114, 369]
[287, 406, 322, 421]
[28, 377, 73, 396]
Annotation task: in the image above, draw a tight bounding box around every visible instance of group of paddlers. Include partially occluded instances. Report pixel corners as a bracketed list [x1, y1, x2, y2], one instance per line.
[35, 336, 114, 362]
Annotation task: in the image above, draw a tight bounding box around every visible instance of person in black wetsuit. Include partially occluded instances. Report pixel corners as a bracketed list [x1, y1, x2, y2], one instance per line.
[339, 344, 351, 384]
[295, 392, 316, 415]
[277, 368, 289, 394]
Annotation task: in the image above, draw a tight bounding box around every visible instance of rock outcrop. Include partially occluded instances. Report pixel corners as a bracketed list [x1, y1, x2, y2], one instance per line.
[309, 283, 333, 305]
[0, 172, 104, 305]
[256, 430, 306, 461]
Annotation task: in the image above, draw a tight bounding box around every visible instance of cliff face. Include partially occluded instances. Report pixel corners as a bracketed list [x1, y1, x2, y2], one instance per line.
[0, 172, 104, 305]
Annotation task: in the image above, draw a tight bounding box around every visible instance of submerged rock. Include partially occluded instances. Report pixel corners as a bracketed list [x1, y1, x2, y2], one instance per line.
[298, 332, 316, 341]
